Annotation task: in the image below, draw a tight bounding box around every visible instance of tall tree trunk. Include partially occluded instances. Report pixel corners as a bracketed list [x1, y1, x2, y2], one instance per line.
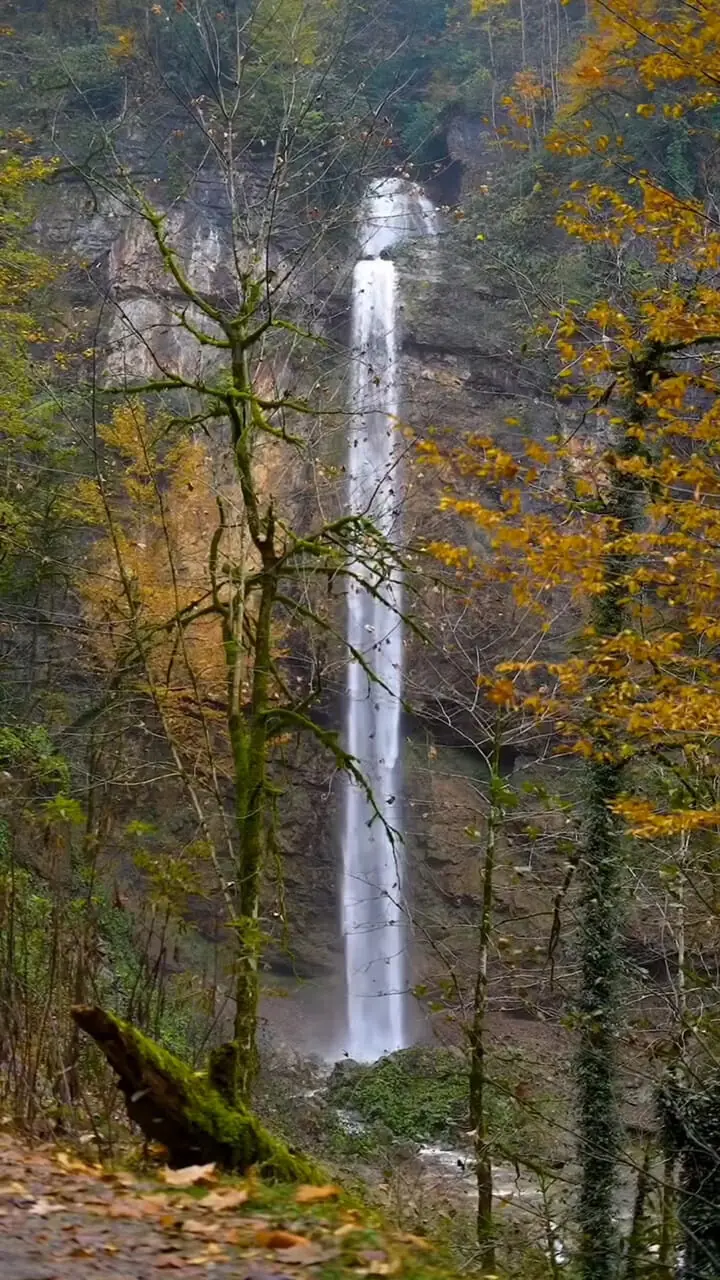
[624, 1142, 652, 1280]
[231, 562, 275, 1103]
[219, 333, 279, 1105]
[469, 731, 503, 1272]
[658, 829, 688, 1275]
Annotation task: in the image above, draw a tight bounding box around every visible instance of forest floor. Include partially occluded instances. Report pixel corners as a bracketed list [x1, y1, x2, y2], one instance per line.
[0, 1132, 454, 1280]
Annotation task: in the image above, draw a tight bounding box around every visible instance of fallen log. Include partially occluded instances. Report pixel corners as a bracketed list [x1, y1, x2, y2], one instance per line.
[72, 1005, 317, 1180]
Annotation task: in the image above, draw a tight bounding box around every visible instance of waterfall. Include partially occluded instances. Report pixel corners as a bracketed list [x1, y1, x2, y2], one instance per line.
[342, 178, 436, 1062]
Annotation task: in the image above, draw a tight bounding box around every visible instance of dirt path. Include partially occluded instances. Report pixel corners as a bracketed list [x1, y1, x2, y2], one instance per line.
[0, 1133, 251, 1280]
[0, 1132, 446, 1280]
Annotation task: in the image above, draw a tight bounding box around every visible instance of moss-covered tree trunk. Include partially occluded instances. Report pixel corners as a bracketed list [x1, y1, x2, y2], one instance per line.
[231, 564, 276, 1103]
[222, 331, 280, 1106]
[72, 1004, 318, 1179]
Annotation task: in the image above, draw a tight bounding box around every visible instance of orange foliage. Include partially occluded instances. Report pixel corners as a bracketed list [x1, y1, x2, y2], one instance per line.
[429, 0, 720, 843]
[78, 405, 231, 766]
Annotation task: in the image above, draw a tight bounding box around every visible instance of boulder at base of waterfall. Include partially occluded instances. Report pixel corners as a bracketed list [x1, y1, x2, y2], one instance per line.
[328, 1046, 468, 1144]
[71, 1005, 318, 1179]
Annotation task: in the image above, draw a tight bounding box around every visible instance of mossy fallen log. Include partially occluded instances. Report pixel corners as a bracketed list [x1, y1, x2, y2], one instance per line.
[72, 1005, 318, 1181]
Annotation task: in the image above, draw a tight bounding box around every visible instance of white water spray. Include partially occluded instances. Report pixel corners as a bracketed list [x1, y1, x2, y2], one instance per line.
[342, 179, 436, 1061]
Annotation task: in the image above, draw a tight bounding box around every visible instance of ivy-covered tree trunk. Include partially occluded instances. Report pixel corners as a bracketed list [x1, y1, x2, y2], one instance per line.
[575, 362, 650, 1280]
[660, 1074, 720, 1279]
[468, 734, 504, 1272]
[576, 752, 623, 1280]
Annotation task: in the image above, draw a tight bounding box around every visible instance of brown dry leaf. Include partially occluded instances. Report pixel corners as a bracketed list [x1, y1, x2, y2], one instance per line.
[294, 1184, 340, 1205]
[28, 1198, 65, 1216]
[69, 1246, 96, 1259]
[0, 1180, 27, 1196]
[101, 1170, 137, 1189]
[240, 1268, 295, 1280]
[202, 1186, 249, 1212]
[395, 1232, 431, 1252]
[340, 1209, 363, 1224]
[161, 1163, 216, 1189]
[224, 1224, 263, 1246]
[279, 1243, 336, 1266]
[255, 1229, 312, 1250]
[187, 1242, 229, 1265]
[357, 1259, 402, 1277]
[56, 1152, 98, 1176]
[106, 1199, 146, 1220]
[156, 1257, 187, 1270]
[143, 1199, 176, 1218]
[182, 1218, 221, 1238]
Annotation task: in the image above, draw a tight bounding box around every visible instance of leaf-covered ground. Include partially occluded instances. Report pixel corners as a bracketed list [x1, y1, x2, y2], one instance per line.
[0, 1133, 457, 1280]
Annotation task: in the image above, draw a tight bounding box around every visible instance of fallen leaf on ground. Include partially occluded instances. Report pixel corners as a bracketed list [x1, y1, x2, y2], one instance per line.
[334, 1223, 363, 1239]
[155, 1256, 187, 1270]
[105, 1198, 146, 1220]
[68, 1245, 96, 1258]
[201, 1186, 249, 1211]
[279, 1243, 336, 1266]
[255, 1229, 312, 1250]
[28, 1197, 65, 1216]
[56, 1151, 98, 1176]
[0, 1180, 27, 1196]
[187, 1242, 229, 1264]
[225, 1223, 266, 1246]
[101, 1170, 137, 1189]
[395, 1232, 431, 1251]
[356, 1257, 402, 1278]
[161, 1163, 216, 1188]
[240, 1268, 295, 1280]
[182, 1218, 222, 1238]
[294, 1184, 340, 1205]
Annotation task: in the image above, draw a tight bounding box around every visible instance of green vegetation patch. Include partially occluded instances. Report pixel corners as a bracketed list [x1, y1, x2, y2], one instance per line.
[328, 1047, 468, 1143]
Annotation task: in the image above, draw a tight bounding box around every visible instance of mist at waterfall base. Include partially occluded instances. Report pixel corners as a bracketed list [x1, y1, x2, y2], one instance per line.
[341, 179, 436, 1064]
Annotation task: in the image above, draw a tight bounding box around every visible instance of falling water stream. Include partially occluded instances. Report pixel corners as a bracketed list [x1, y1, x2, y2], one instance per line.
[342, 179, 436, 1061]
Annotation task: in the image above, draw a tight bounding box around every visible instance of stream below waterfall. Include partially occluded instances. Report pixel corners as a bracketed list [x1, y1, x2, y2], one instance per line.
[341, 179, 436, 1062]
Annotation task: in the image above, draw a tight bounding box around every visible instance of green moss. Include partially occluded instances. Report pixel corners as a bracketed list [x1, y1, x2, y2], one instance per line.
[328, 1047, 468, 1143]
[73, 1006, 319, 1182]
